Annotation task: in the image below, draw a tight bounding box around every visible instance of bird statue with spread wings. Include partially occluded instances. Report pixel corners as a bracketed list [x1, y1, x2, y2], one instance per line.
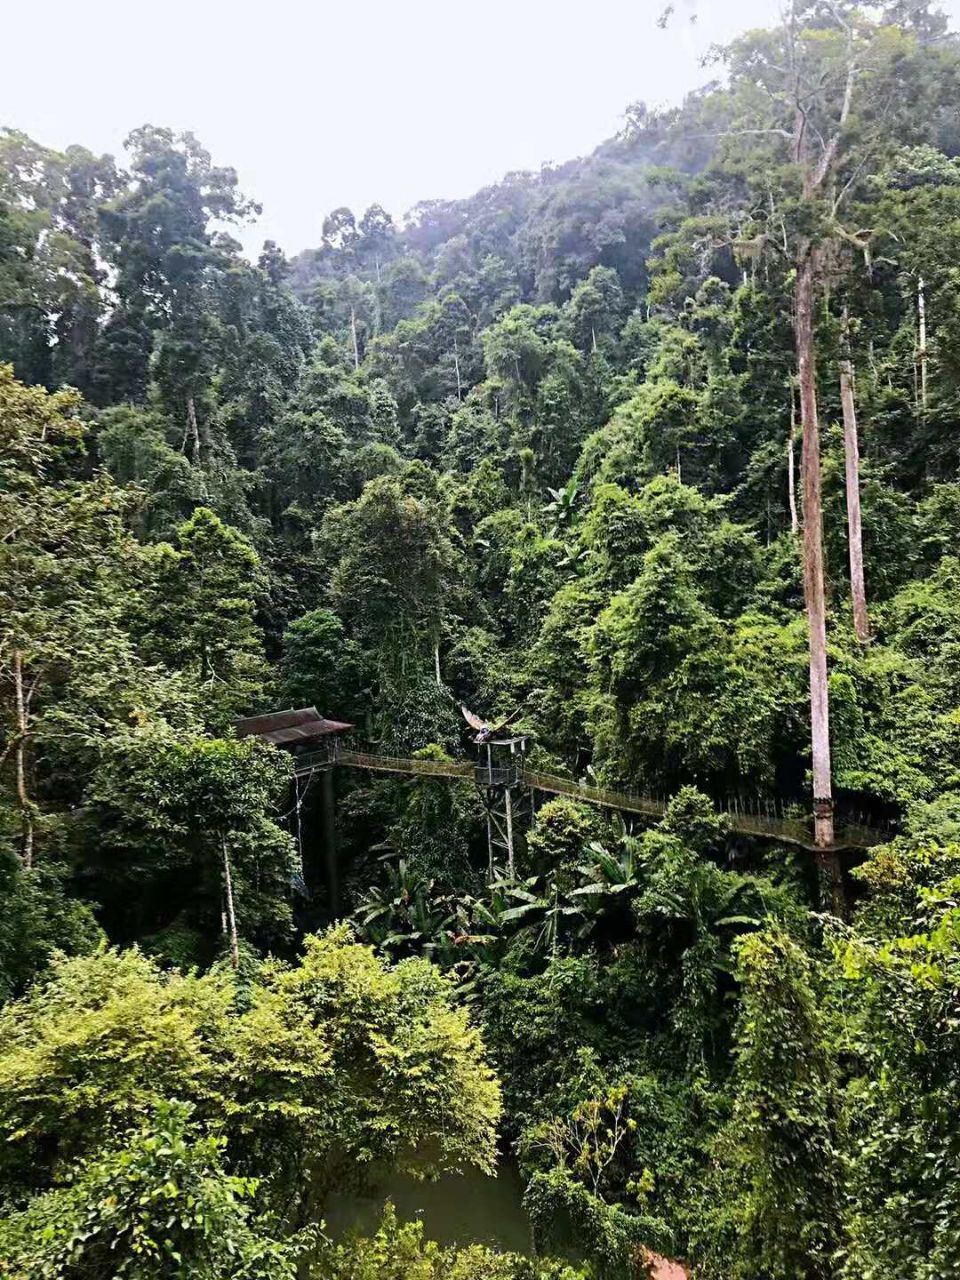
[460, 705, 524, 744]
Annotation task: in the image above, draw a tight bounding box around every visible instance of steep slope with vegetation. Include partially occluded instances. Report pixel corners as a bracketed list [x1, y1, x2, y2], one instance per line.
[4, 3, 960, 1276]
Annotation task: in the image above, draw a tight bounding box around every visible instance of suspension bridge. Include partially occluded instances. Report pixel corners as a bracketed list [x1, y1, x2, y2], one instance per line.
[282, 741, 885, 856]
[236, 705, 889, 920]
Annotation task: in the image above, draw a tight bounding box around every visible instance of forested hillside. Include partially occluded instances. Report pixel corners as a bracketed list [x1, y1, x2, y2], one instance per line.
[4, 3, 960, 1276]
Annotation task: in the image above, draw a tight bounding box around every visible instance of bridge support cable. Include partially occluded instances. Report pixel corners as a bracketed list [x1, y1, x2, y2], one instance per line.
[289, 744, 885, 855]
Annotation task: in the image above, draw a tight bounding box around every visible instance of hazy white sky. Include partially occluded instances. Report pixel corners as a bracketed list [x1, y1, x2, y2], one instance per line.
[4, 0, 959, 258]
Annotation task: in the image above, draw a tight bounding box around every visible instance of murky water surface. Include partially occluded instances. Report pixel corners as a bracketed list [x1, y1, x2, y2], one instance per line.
[324, 1158, 533, 1252]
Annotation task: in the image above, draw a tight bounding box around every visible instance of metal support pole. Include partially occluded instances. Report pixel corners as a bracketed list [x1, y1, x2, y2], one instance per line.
[506, 739, 518, 877]
[505, 787, 515, 878]
[321, 768, 338, 916]
[294, 774, 304, 879]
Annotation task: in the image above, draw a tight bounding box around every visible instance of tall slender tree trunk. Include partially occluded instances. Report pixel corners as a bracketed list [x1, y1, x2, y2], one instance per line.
[840, 356, 869, 644]
[373, 266, 383, 336]
[221, 836, 240, 969]
[917, 275, 928, 411]
[788, 384, 799, 535]
[795, 251, 835, 855]
[12, 649, 33, 868]
[453, 334, 462, 401]
[350, 306, 360, 371]
[186, 395, 201, 464]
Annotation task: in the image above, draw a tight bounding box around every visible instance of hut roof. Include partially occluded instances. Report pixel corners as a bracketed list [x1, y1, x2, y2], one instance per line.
[236, 707, 353, 747]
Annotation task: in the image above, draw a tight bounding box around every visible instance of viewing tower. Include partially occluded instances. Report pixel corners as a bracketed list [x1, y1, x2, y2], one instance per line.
[460, 706, 530, 879]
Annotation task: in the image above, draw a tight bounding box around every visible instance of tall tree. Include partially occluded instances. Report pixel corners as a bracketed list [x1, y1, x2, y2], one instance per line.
[0, 368, 145, 865]
[98, 126, 257, 423]
[712, 0, 957, 854]
[90, 732, 295, 963]
[0, 130, 117, 390]
[138, 507, 267, 728]
[321, 470, 459, 698]
[840, 349, 870, 642]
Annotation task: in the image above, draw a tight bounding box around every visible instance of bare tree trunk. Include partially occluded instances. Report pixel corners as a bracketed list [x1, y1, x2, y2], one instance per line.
[788, 384, 800, 535]
[186, 395, 201, 464]
[453, 334, 462, 401]
[434, 639, 442, 687]
[795, 251, 835, 853]
[350, 305, 360, 371]
[221, 837, 240, 969]
[918, 275, 928, 411]
[840, 357, 869, 644]
[12, 649, 33, 868]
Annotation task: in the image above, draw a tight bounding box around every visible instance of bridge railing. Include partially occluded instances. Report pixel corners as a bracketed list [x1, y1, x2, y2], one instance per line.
[291, 746, 335, 775]
[525, 771, 883, 851]
[337, 749, 473, 780]
[475, 766, 519, 789]
[525, 770, 663, 818]
[290, 743, 887, 851]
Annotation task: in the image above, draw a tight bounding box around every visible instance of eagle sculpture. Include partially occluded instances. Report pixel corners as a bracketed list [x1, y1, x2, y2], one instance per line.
[460, 705, 523, 744]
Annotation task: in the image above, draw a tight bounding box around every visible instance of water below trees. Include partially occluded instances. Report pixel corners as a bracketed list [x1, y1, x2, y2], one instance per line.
[324, 1158, 533, 1252]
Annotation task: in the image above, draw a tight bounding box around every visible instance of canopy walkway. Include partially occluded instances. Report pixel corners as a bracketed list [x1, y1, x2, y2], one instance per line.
[291, 744, 886, 853]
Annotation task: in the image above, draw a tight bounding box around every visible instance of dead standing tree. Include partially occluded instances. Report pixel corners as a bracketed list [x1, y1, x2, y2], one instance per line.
[776, 1, 879, 877]
[781, 1, 903, 864]
[1, 648, 38, 867]
[697, 1, 945, 895]
[714, 2, 858, 863]
[840, 321, 870, 644]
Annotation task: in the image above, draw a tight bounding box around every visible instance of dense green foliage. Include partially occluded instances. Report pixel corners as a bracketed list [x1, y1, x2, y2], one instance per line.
[5, 2, 960, 1275]
[320, 1204, 585, 1280]
[0, 929, 499, 1274]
